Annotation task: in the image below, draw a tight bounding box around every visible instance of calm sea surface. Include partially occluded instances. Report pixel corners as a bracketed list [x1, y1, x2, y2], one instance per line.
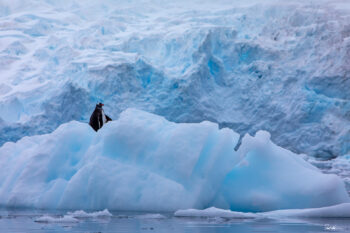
[0, 209, 349, 233]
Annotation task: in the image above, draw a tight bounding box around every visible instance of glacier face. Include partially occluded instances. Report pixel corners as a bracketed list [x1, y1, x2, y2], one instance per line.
[0, 108, 348, 211]
[0, 0, 349, 160]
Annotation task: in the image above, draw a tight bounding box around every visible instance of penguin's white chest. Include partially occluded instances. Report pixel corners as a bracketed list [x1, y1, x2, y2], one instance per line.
[102, 110, 107, 124]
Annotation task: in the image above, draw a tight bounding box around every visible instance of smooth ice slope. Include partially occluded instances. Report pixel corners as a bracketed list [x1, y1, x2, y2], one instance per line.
[0, 0, 349, 162]
[0, 109, 348, 211]
[175, 207, 256, 219]
[218, 132, 349, 212]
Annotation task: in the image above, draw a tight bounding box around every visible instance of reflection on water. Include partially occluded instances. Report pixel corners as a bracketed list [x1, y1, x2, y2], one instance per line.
[0, 209, 349, 233]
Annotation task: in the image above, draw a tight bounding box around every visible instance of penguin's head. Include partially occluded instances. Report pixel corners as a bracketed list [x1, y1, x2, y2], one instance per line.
[97, 102, 104, 107]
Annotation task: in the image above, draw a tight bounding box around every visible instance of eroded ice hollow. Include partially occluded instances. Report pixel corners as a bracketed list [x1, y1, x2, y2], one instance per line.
[0, 109, 348, 212]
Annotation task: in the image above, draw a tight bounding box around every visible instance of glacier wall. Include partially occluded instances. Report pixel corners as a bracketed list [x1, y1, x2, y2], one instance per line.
[0, 108, 348, 211]
[0, 0, 349, 160]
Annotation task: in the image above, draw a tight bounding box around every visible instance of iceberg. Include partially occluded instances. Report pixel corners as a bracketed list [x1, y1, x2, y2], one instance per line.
[34, 209, 112, 224]
[174, 203, 350, 219]
[67, 209, 112, 218]
[174, 207, 256, 219]
[34, 215, 79, 223]
[0, 109, 348, 211]
[263, 203, 350, 218]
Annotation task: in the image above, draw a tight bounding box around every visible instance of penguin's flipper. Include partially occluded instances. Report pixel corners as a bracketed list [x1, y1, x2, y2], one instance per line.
[106, 115, 112, 122]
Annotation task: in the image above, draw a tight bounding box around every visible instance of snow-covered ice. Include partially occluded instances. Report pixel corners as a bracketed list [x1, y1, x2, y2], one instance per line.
[0, 108, 348, 211]
[174, 207, 256, 219]
[34, 209, 112, 224]
[34, 215, 79, 223]
[67, 209, 112, 218]
[264, 203, 350, 218]
[308, 155, 350, 195]
[175, 203, 350, 219]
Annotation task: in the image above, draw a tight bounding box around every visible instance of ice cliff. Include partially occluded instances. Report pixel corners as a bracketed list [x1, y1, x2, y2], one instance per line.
[0, 0, 349, 161]
[0, 109, 348, 211]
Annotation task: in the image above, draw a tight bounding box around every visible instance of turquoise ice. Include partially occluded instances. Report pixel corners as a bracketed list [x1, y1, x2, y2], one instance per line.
[0, 109, 348, 211]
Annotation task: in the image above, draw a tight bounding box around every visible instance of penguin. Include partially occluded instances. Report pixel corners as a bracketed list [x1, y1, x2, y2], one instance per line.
[89, 103, 112, 132]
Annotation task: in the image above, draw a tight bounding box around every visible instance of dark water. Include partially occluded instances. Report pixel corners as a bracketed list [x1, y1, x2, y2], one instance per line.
[1, 209, 350, 233]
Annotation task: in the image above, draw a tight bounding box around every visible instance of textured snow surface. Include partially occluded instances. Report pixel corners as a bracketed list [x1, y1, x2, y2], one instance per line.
[0, 0, 349, 161]
[175, 203, 350, 219]
[0, 109, 348, 211]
